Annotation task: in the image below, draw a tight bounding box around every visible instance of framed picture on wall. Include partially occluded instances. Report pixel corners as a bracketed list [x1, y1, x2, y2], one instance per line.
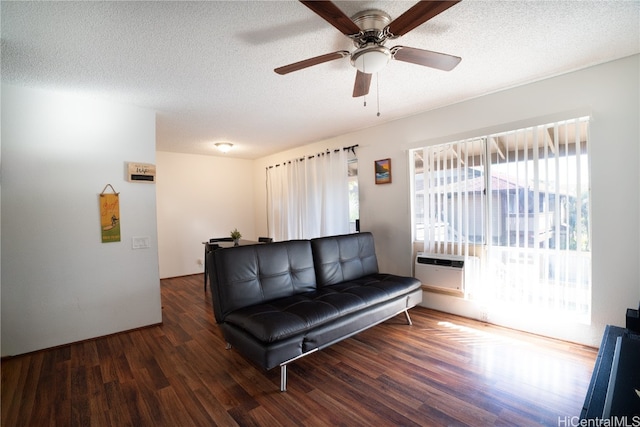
[374, 158, 391, 184]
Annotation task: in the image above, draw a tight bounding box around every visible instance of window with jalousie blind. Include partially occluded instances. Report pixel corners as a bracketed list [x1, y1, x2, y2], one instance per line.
[412, 116, 591, 322]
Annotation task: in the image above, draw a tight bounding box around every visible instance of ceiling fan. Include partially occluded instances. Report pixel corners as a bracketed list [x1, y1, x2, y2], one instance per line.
[274, 1, 462, 98]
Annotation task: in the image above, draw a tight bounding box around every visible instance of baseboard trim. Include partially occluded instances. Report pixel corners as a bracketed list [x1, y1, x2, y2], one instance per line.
[1, 321, 163, 361]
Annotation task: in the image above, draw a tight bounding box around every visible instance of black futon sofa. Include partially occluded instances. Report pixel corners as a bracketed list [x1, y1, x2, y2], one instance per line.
[207, 232, 423, 391]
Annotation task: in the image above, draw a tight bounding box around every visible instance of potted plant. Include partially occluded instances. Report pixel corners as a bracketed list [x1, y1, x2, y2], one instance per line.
[230, 228, 242, 246]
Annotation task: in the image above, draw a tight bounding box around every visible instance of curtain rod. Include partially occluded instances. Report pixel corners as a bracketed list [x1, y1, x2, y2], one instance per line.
[266, 144, 358, 169]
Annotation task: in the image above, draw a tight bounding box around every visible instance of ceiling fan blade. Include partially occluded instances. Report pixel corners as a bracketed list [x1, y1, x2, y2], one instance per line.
[299, 1, 361, 36]
[352, 71, 372, 98]
[275, 51, 349, 75]
[392, 46, 461, 71]
[387, 1, 460, 37]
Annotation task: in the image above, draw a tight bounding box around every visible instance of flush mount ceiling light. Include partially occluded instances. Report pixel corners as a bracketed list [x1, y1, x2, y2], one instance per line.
[215, 142, 233, 153]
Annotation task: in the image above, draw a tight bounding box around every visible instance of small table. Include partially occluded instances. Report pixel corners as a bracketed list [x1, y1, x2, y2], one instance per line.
[203, 240, 259, 291]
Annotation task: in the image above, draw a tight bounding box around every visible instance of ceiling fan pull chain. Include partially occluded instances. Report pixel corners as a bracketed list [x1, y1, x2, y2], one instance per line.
[376, 73, 381, 117]
[363, 62, 367, 107]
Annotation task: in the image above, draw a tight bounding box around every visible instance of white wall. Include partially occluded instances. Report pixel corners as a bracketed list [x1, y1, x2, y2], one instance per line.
[1, 84, 162, 357]
[254, 55, 640, 346]
[155, 151, 254, 278]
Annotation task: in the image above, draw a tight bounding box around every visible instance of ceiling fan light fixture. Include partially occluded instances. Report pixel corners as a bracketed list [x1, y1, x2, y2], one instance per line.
[351, 45, 391, 74]
[215, 142, 233, 153]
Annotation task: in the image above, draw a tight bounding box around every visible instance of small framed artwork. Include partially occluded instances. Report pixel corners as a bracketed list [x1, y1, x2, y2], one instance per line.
[374, 158, 392, 184]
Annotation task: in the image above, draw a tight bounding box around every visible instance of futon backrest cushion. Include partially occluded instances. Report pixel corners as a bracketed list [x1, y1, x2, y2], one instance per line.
[210, 240, 317, 322]
[311, 232, 379, 287]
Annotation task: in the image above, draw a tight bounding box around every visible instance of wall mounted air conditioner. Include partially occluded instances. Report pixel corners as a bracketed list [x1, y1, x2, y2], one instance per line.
[415, 252, 466, 295]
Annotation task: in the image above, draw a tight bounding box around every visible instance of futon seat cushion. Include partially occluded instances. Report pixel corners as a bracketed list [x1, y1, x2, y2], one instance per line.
[324, 273, 422, 300]
[224, 273, 422, 343]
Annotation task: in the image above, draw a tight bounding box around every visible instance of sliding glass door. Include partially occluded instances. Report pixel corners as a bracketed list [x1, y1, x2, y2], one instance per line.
[411, 117, 591, 322]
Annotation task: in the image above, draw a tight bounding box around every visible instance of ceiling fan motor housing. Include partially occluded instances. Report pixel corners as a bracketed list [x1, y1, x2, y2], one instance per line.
[351, 9, 391, 45]
[350, 10, 392, 73]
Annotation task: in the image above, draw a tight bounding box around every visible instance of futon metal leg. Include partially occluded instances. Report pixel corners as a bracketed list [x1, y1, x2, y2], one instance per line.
[277, 348, 317, 392]
[225, 343, 232, 350]
[404, 309, 413, 326]
[280, 365, 287, 392]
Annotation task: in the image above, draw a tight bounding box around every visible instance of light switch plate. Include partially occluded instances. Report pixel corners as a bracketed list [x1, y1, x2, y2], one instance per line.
[132, 236, 150, 249]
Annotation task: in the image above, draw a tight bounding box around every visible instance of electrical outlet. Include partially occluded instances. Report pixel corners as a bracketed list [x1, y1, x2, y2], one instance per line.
[480, 311, 489, 322]
[197, 259, 203, 266]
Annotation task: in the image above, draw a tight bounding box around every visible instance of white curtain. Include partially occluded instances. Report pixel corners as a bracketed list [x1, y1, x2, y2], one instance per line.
[266, 149, 350, 241]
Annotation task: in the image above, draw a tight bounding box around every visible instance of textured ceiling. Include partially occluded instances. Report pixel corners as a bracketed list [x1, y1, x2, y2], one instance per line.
[2, 1, 639, 159]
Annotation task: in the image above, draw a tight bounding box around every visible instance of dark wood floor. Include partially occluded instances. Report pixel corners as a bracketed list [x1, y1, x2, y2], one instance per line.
[2, 274, 597, 426]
